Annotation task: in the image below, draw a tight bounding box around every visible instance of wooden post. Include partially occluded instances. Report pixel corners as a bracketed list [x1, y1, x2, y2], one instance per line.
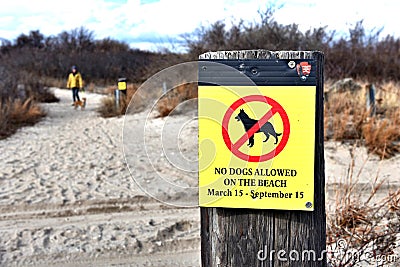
[114, 89, 120, 110]
[367, 83, 376, 117]
[163, 81, 167, 94]
[199, 50, 326, 266]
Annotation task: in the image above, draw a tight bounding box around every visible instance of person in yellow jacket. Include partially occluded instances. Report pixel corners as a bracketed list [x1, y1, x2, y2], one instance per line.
[67, 65, 83, 105]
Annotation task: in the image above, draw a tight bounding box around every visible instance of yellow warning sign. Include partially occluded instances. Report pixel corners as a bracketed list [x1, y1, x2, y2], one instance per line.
[198, 86, 316, 211]
[118, 81, 127, 90]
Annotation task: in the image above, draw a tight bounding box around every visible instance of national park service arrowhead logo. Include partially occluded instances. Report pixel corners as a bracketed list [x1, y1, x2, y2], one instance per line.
[297, 61, 312, 81]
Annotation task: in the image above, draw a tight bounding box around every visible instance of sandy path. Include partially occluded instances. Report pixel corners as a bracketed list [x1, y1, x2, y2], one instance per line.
[0, 88, 398, 266]
[0, 88, 200, 266]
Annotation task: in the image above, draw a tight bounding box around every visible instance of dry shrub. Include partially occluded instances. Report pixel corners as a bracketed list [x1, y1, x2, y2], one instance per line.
[327, 147, 399, 266]
[31, 87, 59, 103]
[378, 81, 399, 107]
[98, 97, 117, 118]
[9, 98, 44, 123]
[0, 97, 46, 139]
[156, 82, 197, 117]
[362, 114, 400, 158]
[325, 81, 400, 158]
[324, 89, 368, 140]
[0, 102, 10, 135]
[86, 82, 96, 93]
[98, 83, 139, 117]
[328, 188, 399, 266]
[0, 67, 55, 139]
[156, 96, 182, 117]
[387, 189, 400, 212]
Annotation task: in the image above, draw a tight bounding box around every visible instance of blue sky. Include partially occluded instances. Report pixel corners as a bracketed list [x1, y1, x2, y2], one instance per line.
[0, 0, 398, 52]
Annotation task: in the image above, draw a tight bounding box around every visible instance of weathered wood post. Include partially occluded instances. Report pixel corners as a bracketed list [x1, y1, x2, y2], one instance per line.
[366, 83, 376, 117]
[198, 50, 325, 266]
[114, 89, 120, 110]
[115, 77, 128, 110]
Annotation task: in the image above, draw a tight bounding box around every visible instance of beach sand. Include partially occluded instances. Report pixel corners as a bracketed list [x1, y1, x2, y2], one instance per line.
[0, 88, 398, 266]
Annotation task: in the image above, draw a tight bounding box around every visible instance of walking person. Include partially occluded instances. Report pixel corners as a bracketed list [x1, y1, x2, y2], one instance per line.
[67, 65, 83, 105]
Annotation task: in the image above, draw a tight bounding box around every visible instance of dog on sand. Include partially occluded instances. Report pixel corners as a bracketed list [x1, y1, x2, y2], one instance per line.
[74, 97, 86, 110]
[235, 108, 281, 147]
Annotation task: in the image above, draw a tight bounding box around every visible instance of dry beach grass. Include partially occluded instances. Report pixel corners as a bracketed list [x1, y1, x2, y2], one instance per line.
[0, 97, 46, 140]
[324, 80, 400, 158]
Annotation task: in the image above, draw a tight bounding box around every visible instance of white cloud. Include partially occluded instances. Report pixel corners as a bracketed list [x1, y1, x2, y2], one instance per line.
[0, 0, 399, 51]
[274, 0, 398, 37]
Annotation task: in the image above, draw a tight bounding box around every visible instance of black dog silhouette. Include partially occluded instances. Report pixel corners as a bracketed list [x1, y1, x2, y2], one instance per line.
[235, 109, 282, 147]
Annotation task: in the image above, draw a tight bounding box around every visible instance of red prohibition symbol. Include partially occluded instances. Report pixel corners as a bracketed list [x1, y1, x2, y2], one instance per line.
[222, 95, 290, 162]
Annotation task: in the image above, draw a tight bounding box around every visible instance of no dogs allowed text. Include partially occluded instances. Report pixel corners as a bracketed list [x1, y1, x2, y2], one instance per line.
[198, 60, 316, 210]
